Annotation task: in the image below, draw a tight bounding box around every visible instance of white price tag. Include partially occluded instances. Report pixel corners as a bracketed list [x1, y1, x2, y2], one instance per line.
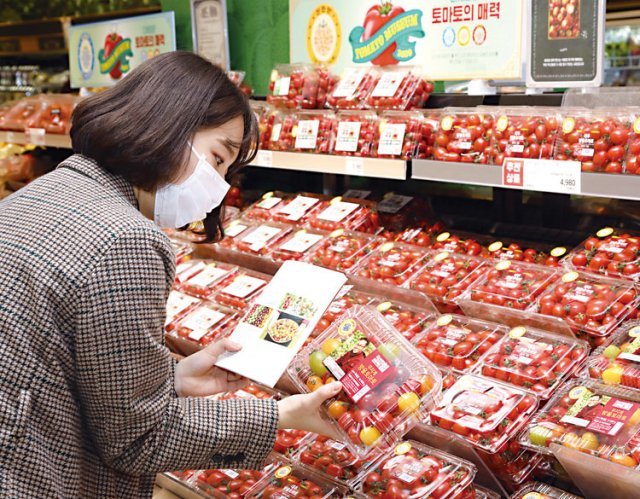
[294, 120, 320, 149]
[280, 232, 324, 253]
[332, 68, 365, 98]
[256, 150, 273, 167]
[269, 123, 282, 142]
[274, 77, 290, 96]
[377, 123, 406, 156]
[318, 201, 359, 222]
[241, 225, 283, 252]
[26, 128, 45, 146]
[345, 157, 364, 176]
[502, 159, 581, 195]
[222, 275, 266, 298]
[184, 308, 226, 341]
[371, 71, 404, 97]
[335, 121, 361, 152]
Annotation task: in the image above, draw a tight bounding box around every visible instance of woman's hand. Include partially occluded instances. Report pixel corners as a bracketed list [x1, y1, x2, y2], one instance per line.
[174, 338, 247, 398]
[277, 382, 343, 440]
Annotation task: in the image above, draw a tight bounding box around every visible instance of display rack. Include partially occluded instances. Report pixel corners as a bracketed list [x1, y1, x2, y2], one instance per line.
[0, 130, 71, 148]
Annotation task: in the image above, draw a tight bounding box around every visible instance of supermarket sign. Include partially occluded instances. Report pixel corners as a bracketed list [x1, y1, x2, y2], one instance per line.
[290, 0, 523, 81]
[69, 13, 176, 88]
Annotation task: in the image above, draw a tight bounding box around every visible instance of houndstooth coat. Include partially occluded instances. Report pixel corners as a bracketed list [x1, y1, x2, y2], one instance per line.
[0, 154, 278, 498]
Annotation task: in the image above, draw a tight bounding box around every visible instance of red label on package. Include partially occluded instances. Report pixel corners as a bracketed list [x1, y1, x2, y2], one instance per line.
[586, 398, 640, 437]
[340, 350, 393, 403]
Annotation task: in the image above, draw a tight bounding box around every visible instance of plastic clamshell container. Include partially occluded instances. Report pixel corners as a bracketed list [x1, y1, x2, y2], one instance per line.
[274, 430, 315, 457]
[490, 107, 561, 165]
[291, 110, 336, 154]
[534, 270, 640, 338]
[354, 241, 429, 286]
[625, 110, 640, 175]
[195, 468, 269, 498]
[474, 484, 501, 499]
[267, 110, 297, 151]
[375, 110, 424, 159]
[478, 438, 543, 491]
[472, 326, 589, 399]
[585, 320, 640, 390]
[413, 314, 508, 373]
[521, 379, 640, 467]
[305, 197, 379, 233]
[433, 108, 496, 164]
[311, 289, 376, 338]
[369, 299, 437, 342]
[564, 226, 640, 281]
[164, 291, 202, 331]
[242, 191, 292, 222]
[429, 374, 539, 454]
[332, 110, 379, 157]
[416, 110, 443, 159]
[363, 67, 428, 111]
[270, 228, 328, 263]
[353, 440, 476, 499]
[213, 383, 285, 402]
[554, 108, 634, 174]
[487, 240, 567, 268]
[219, 219, 255, 249]
[326, 67, 380, 110]
[174, 258, 209, 285]
[233, 222, 293, 256]
[430, 232, 489, 258]
[179, 261, 238, 299]
[32, 94, 79, 134]
[271, 194, 326, 225]
[170, 240, 193, 265]
[509, 481, 582, 499]
[406, 251, 489, 313]
[306, 228, 382, 273]
[168, 302, 240, 347]
[247, 461, 349, 498]
[253, 102, 279, 150]
[287, 306, 442, 458]
[212, 269, 271, 310]
[0, 95, 45, 131]
[468, 260, 560, 311]
[267, 63, 320, 109]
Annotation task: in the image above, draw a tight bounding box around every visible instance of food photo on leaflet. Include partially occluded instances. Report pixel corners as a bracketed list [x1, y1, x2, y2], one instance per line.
[0, 52, 344, 499]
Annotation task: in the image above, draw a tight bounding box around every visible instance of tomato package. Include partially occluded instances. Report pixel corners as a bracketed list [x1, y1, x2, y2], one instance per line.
[429, 374, 539, 454]
[252, 102, 278, 150]
[274, 430, 314, 457]
[312, 289, 375, 339]
[430, 232, 489, 258]
[291, 110, 336, 154]
[413, 314, 507, 373]
[371, 300, 436, 342]
[549, 0, 580, 39]
[363, 67, 433, 111]
[374, 111, 424, 159]
[170, 240, 193, 265]
[233, 222, 293, 256]
[478, 438, 542, 493]
[168, 302, 240, 348]
[214, 383, 284, 402]
[306, 197, 379, 233]
[248, 462, 348, 498]
[490, 108, 560, 165]
[417, 111, 442, 160]
[468, 260, 560, 312]
[0, 95, 45, 131]
[332, 110, 378, 157]
[307, 228, 381, 272]
[565, 227, 640, 281]
[174, 258, 208, 286]
[243, 192, 291, 222]
[164, 291, 202, 331]
[32, 94, 79, 134]
[195, 468, 268, 498]
[392, 223, 446, 248]
[554, 109, 633, 174]
[534, 270, 640, 338]
[271, 194, 326, 225]
[407, 251, 489, 314]
[179, 261, 238, 298]
[267, 110, 297, 151]
[354, 241, 428, 286]
[219, 220, 255, 249]
[472, 326, 588, 399]
[487, 241, 567, 268]
[624, 114, 640, 175]
[376, 193, 433, 233]
[287, 306, 442, 457]
[433, 109, 496, 164]
[586, 321, 640, 390]
[267, 63, 332, 109]
[523, 379, 640, 469]
[354, 440, 476, 499]
[270, 228, 327, 263]
[326, 67, 379, 110]
[213, 269, 271, 310]
[510, 481, 582, 499]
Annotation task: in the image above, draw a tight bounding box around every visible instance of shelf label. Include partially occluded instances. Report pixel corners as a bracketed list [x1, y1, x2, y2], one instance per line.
[26, 128, 45, 146]
[502, 158, 581, 195]
[255, 150, 273, 167]
[345, 157, 364, 176]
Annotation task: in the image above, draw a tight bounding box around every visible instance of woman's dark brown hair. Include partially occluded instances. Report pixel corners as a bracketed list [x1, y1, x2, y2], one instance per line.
[70, 51, 257, 242]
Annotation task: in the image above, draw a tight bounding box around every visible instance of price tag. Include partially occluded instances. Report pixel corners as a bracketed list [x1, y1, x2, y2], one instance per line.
[26, 128, 45, 146]
[502, 158, 581, 195]
[255, 150, 273, 167]
[345, 157, 364, 176]
[335, 121, 362, 152]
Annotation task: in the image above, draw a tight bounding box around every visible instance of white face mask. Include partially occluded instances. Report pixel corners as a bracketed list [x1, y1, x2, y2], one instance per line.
[154, 144, 231, 228]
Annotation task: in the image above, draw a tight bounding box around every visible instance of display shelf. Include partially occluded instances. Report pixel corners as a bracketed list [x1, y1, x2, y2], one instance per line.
[0, 130, 71, 148]
[250, 150, 407, 180]
[412, 159, 640, 201]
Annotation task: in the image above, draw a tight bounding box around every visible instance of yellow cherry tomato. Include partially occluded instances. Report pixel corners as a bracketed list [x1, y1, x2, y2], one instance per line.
[306, 375, 323, 392]
[603, 344, 621, 360]
[327, 400, 349, 419]
[398, 392, 421, 413]
[359, 426, 381, 446]
[578, 431, 599, 451]
[322, 338, 340, 355]
[325, 376, 336, 384]
[420, 376, 434, 395]
[628, 408, 640, 427]
[602, 364, 624, 385]
[610, 453, 638, 468]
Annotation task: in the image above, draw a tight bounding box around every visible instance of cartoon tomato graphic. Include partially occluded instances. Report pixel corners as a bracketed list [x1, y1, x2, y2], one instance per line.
[363, 2, 405, 66]
[103, 32, 124, 79]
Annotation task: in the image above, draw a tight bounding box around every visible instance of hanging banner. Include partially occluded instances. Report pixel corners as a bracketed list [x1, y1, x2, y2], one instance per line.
[290, 0, 523, 81]
[69, 13, 176, 88]
[527, 0, 604, 87]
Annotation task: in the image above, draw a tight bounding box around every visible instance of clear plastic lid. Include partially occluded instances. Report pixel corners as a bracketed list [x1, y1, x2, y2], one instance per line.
[430, 232, 489, 258]
[214, 383, 285, 402]
[375, 111, 424, 159]
[179, 261, 238, 299]
[267, 110, 298, 151]
[219, 219, 254, 249]
[326, 67, 380, 110]
[474, 484, 501, 499]
[534, 270, 640, 337]
[267, 63, 320, 109]
[270, 228, 328, 263]
[164, 291, 202, 330]
[305, 197, 379, 234]
[625, 112, 640, 175]
[509, 481, 582, 499]
[287, 306, 442, 457]
[490, 107, 561, 165]
[169, 302, 240, 347]
[564, 227, 640, 281]
[170, 239, 193, 264]
[554, 109, 634, 174]
[312, 289, 376, 338]
[306, 228, 382, 272]
[413, 314, 508, 373]
[291, 110, 336, 154]
[478, 438, 543, 488]
[586, 321, 640, 390]
[370, 300, 437, 342]
[473, 326, 588, 399]
[274, 430, 315, 457]
[407, 251, 489, 310]
[248, 461, 348, 498]
[213, 269, 271, 310]
[416, 110, 442, 160]
[363, 67, 427, 111]
[234, 222, 293, 256]
[195, 467, 268, 498]
[252, 102, 279, 150]
[354, 440, 476, 499]
[429, 374, 539, 454]
[354, 241, 429, 286]
[243, 191, 292, 222]
[271, 194, 326, 225]
[522, 379, 640, 468]
[174, 258, 208, 285]
[392, 226, 441, 248]
[469, 260, 561, 311]
[487, 241, 567, 268]
[433, 108, 496, 164]
[332, 110, 379, 157]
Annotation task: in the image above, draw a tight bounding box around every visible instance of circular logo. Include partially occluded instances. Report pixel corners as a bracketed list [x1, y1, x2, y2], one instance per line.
[274, 466, 292, 479]
[550, 246, 567, 258]
[488, 241, 504, 252]
[380, 242, 395, 253]
[77, 32, 95, 81]
[307, 5, 341, 65]
[473, 25, 487, 46]
[509, 326, 527, 339]
[629, 326, 640, 338]
[457, 26, 471, 47]
[442, 27, 456, 47]
[562, 271, 579, 283]
[395, 442, 412, 455]
[495, 260, 511, 271]
[597, 227, 614, 238]
[330, 228, 344, 238]
[562, 118, 576, 134]
[569, 385, 588, 399]
[437, 315, 453, 327]
[434, 251, 450, 262]
[437, 231, 451, 242]
[339, 319, 357, 337]
[496, 116, 509, 132]
[377, 302, 392, 313]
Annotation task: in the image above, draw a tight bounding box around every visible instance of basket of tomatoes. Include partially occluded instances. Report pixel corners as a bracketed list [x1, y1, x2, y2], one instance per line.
[307, 229, 382, 273]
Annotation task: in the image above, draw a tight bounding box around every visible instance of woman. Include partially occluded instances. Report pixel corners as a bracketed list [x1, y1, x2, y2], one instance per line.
[0, 52, 341, 498]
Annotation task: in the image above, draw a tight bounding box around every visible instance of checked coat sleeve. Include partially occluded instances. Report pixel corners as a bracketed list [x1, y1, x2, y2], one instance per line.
[74, 226, 278, 474]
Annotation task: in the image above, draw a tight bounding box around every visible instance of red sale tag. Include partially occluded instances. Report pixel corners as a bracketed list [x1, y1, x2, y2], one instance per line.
[586, 398, 639, 437]
[502, 158, 524, 187]
[341, 350, 393, 403]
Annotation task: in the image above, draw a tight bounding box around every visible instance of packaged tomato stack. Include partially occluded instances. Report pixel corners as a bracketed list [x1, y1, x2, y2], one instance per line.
[270, 228, 327, 263]
[566, 227, 640, 281]
[472, 326, 588, 399]
[242, 192, 291, 222]
[406, 251, 489, 314]
[168, 302, 240, 348]
[433, 108, 495, 164]
[585, 321, 640, 389]
[490, 107, 560, 165]
[354, 241, 428, 286]
[375, 111, 424, 159]
[554, 109, 633, 174]
[291, 110, 336, 154]
[332, 110, 378, 157]
[354, 441, 476, 499]
[267, 111, 297, 151]
[510, 481, 582, 499]
[326, 67, 378, 110]
[267, 63, 333, 109]
[429, 374, 538, 454]
[430, 232, 489, 257]
[371, 300, 435, 342]
[523, 379, 640, 469]
[364, 67, 432, 111]
[477, 438, 542, 494]
[412, 314, 507, 373]
[487, 241, 567, 268]
[179, 261, 237, 299]
[392, 223, 446, 248]
[306, 197, 379, 233]
[307, 228, 381, 272]
[213, 269, 271, 310]
[164, 290, 201, 331]
[288, 306, 442, 456]
[248, 462, 349, 498]
[232, 222, 292, 256]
